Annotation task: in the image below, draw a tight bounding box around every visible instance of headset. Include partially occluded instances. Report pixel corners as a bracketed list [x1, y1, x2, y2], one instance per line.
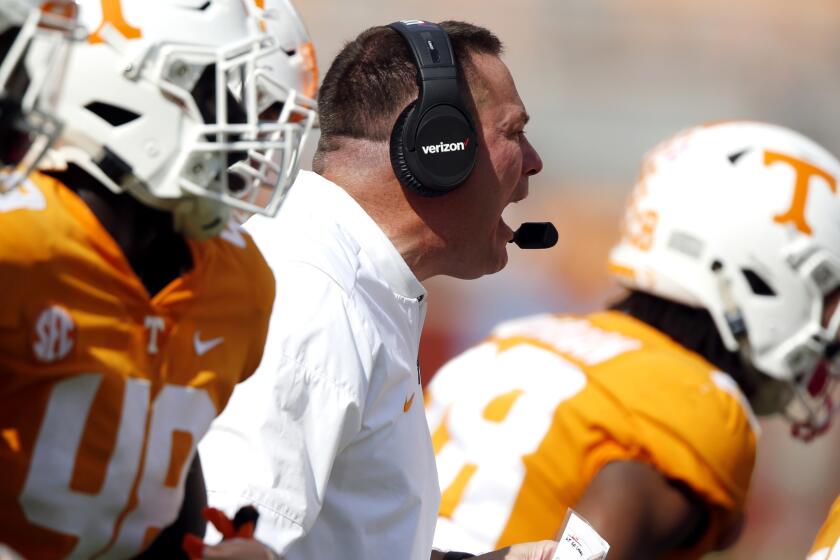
[388, 20, 478, 197]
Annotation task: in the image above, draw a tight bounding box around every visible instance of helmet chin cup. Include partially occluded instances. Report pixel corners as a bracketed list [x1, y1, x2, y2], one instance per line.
[173, 196, 229, 240]
[748, 376, 794, 416]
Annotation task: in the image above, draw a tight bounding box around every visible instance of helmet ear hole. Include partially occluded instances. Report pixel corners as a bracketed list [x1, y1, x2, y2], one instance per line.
[84, 102, 140, 127]
[741, 269, 776, 296]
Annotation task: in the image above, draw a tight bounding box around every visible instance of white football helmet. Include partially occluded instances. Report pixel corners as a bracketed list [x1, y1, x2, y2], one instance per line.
[609, 121, 840, 439]
[0, 0, 80, 186]
[43, 0, 317, 239]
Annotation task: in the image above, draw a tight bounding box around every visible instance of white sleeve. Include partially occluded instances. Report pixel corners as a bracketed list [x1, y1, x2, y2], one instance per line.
[198, 261, 373, 554]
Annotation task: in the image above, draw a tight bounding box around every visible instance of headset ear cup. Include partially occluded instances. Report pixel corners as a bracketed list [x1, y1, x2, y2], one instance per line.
[390, 102, 438, 197]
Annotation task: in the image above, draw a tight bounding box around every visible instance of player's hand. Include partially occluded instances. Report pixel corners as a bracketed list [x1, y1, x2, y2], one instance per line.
[474, 541, 558, 560]
[182, 506, 281, 559]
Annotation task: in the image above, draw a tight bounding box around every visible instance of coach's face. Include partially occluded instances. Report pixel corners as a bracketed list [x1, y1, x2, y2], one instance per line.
[446, 53, 543, 279]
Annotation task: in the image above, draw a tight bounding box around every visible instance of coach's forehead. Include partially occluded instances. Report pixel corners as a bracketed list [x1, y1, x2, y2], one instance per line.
[466, 52, 526, 124]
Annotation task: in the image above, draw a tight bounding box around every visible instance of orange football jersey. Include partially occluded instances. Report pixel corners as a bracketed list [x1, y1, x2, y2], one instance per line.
[809, 495, 840, 559]
[0, 174, 274, 559]
[427, 311, 758, 558]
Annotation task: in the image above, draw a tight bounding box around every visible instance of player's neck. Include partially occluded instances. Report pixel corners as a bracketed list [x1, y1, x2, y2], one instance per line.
[48, 164, 193, 297]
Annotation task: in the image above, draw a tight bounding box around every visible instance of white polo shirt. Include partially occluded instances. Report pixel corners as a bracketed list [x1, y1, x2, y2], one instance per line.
[198, 171, 440, 560]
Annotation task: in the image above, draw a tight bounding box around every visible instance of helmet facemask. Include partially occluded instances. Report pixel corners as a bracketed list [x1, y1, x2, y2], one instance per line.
[225, 62, 316, 222]
[777, 248, 840, 440]
[149, 36, 312, 236]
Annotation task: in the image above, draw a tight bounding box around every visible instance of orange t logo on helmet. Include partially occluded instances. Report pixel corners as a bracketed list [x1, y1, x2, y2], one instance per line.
[765, 150, 837, 235]
[89, 0, 141, 44]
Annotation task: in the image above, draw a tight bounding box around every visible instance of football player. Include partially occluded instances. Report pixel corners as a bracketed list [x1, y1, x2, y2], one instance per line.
[809, 497, 840, 559]
[0, 0, 316, 558]
[427, 121, 840, 559]
[0, 0, 79, 182]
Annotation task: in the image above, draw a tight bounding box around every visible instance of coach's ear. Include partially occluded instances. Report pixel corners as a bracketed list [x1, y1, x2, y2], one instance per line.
[571, 461, 710, 560]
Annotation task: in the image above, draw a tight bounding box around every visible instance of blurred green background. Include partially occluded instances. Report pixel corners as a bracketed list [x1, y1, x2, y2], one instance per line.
[295, 1, 840, 557]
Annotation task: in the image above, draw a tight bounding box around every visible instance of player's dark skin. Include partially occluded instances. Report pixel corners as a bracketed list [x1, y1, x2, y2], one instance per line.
[137, 455, 207, 559]
[572, 461, 742, 560]
[53, 163, 194, 295]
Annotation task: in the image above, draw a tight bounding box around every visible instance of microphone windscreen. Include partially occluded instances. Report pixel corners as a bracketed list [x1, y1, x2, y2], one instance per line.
[510, 222, 559, 249]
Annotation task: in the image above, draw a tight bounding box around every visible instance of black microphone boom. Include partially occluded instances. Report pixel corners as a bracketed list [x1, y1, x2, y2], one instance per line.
[509, 222, 559, 249]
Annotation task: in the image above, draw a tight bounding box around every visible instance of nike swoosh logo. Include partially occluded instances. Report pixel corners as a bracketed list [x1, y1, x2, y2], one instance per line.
[403, 392, 415, 413]
[193, 332, 224, 356]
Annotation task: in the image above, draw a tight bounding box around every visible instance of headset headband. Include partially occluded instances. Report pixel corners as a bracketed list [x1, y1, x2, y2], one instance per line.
[389, 20, 460, 151]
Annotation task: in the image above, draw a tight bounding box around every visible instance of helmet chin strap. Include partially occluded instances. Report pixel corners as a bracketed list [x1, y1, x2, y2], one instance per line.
[711, 259, 794, 416]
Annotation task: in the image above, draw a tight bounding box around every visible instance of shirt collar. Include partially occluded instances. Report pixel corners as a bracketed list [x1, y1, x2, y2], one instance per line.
[299, 171, 427, 301]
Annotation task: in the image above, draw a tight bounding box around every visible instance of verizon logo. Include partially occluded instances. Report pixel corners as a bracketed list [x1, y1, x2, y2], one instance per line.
[421, 137, 470, 155]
